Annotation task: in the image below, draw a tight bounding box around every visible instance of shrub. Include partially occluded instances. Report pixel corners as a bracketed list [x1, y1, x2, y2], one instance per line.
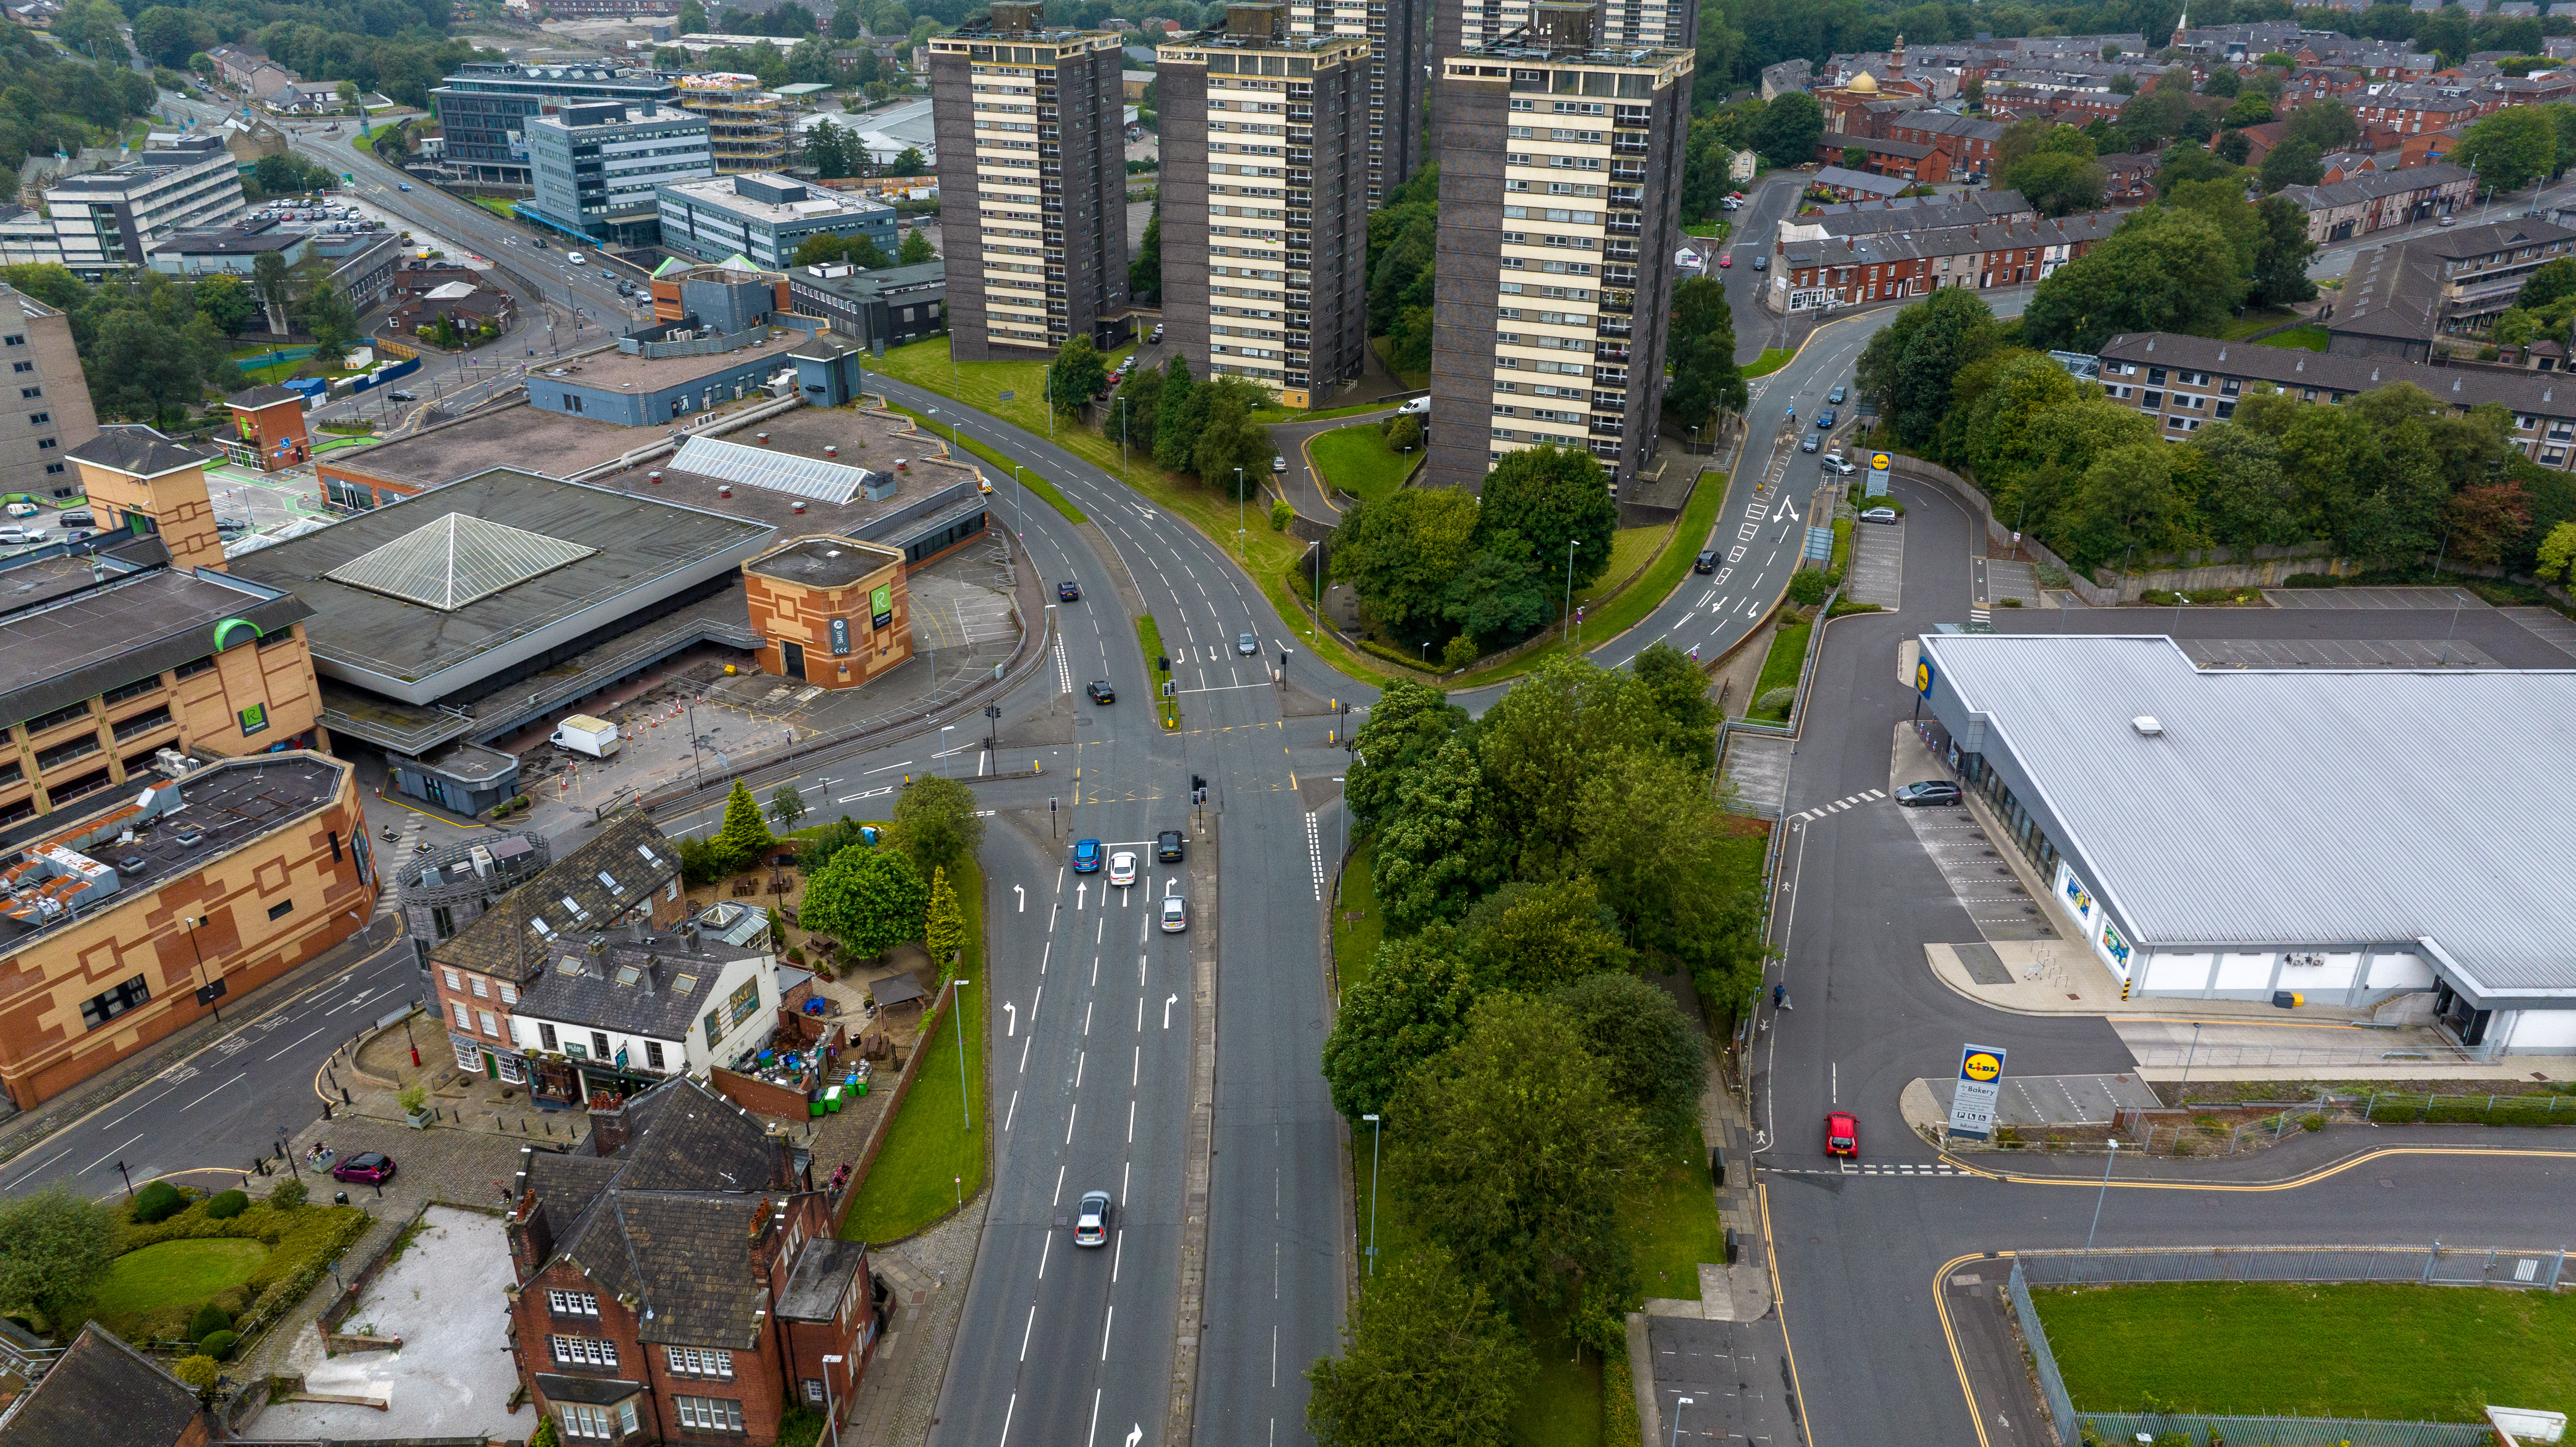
[187, 1303, 232, 1341]
[172, 1355, 219, 1391]
[205, 1189, 249, 1220]
[1268, 498, 1292, 530]
[132, 1181, 187, 1224]
[1385, 413, 1423, 451]
[1786, 568, 1831, 605]
[1998, 596, 2022, 607]
[197, 1329, 238, 1361]
[1441, 634, 1477, 669]
[2281, 572, 2340, 588]
[398, 1085, 428, 1116]
[1753, 685, 1796, 714]
[531, 1418, 561, 1447]
[266, 1177, 307, 1211]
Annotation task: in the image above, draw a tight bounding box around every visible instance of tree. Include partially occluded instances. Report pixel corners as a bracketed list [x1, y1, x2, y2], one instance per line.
[1631, 640, 1718, 772]
[1344, 679, 1463, 828]
[2517, 256, 2576, 310]
[1153, 355, 1203, 471]
[2456, 104, 2559, 195]
[1321, 925, 1481, 1120]
[2007, 151, 2106, 217]
[1552, 971, 1707, 1143]
[2154, 144, 2243, 196]
[1660, 276, 1746, 431]
[1306, 1247, 1533, 1447]
[1367, 165, 1438, 373]
[2021, 209, 2246, 353]
[133, 5, 213, 66]
[2249, 194, 2320, 307]
[2284, 97, 2358, 153]
[194, 276, 258, 337]
[897, 226, 935, 265]
[2201, 64, 2241, 98]
[793, 231, 890, 269]
[766, 784, 807, 830]
[2056, 441, 2192, 569]
[2535, 518, 2576, 582]
[891, 773, 983, 876]
[1384, 413, 1423, 451]
[1048, 334, 1109, 413]
[710, 780, 776, 875]
[1373, 736, 1510, 931]
[1841, 144, 1867, 169]
[1128, 202, 1160, 302]
[1751, 91, 1822, 168]
[800, 846, 928, 958]
[1335, 488, 1481, 647]
[0, 1187, 119, 1333]
[923, 865, 966, 974]
[1472, 446, 1618, 595]
[2445, 479, 2533, 570]
[890, 145, 926, 174]
[1460, 877, 1630, 992]
[1441, 532, 1550, 646]
[1110, 365, 1164, 456]
[680, 0, 708, 31]
[1192, 380, 1273, 494]
[2259, 138, 2323, 192]
[300, 284, 359, 368]
[1856, 285, 2001, 447]
[832, 1, 861, 38]
[804, 117, 856, 179]
[1385, 995, 1648, 1316]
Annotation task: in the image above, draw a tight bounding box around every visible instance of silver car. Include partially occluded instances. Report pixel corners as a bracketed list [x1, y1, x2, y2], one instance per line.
[1074, 1190, 1111, 1246]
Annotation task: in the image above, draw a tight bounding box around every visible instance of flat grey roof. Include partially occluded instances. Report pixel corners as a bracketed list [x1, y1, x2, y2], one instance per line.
[321, 403, 658, 490]
[0, 562, 312, 730]
[1920, 633, 2576, 1000]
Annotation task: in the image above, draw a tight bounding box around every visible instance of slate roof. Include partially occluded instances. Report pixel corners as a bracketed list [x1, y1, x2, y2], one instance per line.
[527, 1076, 804, 1348]
[65, 425, 209, 478]
[226, 383, 307, 409]
[2097, 330, 2576, 422]
[428, 812, 680, 980]
[0, 1323, 203, 1447]
[1803, 189, 2035, 234]
[517, 935, 761, 1040]
[2277, 161, 2473, 211]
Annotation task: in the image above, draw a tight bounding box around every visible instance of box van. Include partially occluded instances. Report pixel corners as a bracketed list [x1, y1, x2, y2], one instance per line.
[550, 714, 621, 758]
[565, 251, 586, 264]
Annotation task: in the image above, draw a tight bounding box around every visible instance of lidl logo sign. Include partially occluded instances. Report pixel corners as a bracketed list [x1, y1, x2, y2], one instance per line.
[1948, 1043, 2007, 1139]
[1914, 657, 1935, 696]
[1872, 453, 1891, 469]
[1960, 1049, 2004, 1083]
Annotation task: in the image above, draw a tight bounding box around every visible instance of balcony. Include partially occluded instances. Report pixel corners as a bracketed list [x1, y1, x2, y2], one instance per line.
[1612, 139, 1649, 157]
[1610, 165, 1646, 183]
[1593, 342, 1630, 363]
[1596, 319, 1631, 340]
[1605, 244, 1639, 263]
[35, 734, 100, 774]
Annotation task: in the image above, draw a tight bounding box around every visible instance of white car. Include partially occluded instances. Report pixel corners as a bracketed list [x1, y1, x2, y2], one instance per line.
[1074, 1190, 1111, 1247]
[1109, 851, 1137, 886]
[3, 501, 37, 518]
[0, 526, 45, 545]
[1159, 894, 1189, 933]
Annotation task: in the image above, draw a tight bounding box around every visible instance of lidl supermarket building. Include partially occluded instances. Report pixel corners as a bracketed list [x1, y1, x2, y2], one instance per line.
[1911, 633, 2576, 1054]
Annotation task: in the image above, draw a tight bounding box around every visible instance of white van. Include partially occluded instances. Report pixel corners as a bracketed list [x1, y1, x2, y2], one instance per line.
[565, 251, 587, 264]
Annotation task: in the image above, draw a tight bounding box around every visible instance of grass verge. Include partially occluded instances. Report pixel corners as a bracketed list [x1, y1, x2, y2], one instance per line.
[839, 846, 990, 1242]
[1371, 336, 1430, 391]
[1745, 347, 1796, 378]
[1135, 614, 1177, 727]
[1307, 422, 1417, 508]
[1828, 517, 1852, 575]
[91, 1238, 270, 1320]
[1745, 620, 1810, 718]
[2256, 325, 2330, 351]
[2031, 1281, 2576, 1421]
[1571, 527, 1664, 614]
[881, 400, 1086, 523]
[2217, 305, 2303, 339]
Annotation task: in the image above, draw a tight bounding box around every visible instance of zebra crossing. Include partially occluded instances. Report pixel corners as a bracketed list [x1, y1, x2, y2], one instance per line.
[1786, 789, 1884, 825]
[1769, 1162, 1976, 1178]
[1968, 605, 1992, 627]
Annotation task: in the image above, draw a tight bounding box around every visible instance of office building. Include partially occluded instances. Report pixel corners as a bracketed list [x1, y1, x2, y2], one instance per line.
[1156, 7, 1373, 407]
[657, 172, 897, 269]
[672, 72, 791, 173]
[787, 261, 948, 349]
[523, 102, 714, 248]
[928, 4, 1132, 358]
[0, 285, 99, 502]
[42, 135, 245, 278]
[1423, 3, 1693, 492]
[1436, 0, 1692, 70]
[1286, 0, 1425, 203]
[432, 64, 679, 187]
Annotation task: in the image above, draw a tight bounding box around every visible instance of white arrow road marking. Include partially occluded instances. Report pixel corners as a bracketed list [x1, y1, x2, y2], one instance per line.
[1164, 993, 1179, 1028]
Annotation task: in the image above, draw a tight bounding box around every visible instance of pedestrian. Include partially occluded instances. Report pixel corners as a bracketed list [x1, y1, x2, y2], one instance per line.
[1772, 982, 1784, 1007]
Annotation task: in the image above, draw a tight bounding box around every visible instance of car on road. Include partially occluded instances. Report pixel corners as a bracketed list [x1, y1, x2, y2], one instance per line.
[600, 268, 616, 280]
[1109, 851, 1137, 886]
[1825, 1112, 1858, 1158]
[1819, 454, 1856, 475]
[397, 182, 411, 191]
[215, 518, 252, 538]
[1058, 579, 1081, 601]
[2438, 213, 2457, 227]
[1074, 1189, 1112, 1246]
[1859, 506, 1898, 524]
[334, 1151, 398, 1184]
[1695, 549, 1717, 574]
[386, 390, 417, 402]
[1816, 408, 1837, 429]
[1236, 632, 1258, 656]
[1272, 454, 1288, 472]
[1087, 679, 1116, 704]
[1151, 324, 1165, 342]
[1829, 384, 1847, 404]
[1157, 829, 1185, 863]
[1801, 433, 1819, 453]
[1752, 255, 1768, 270]
[1718, 252, 1732, 268]
[1894, 780, 1962, 807]
[1073, 838, 1103, 872]
[566, 252, 586, 264]
[1159, 894, 1189, 933]
[1397, 396, 1430, 417]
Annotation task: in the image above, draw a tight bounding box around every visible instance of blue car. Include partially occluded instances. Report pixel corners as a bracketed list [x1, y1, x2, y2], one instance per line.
[1073, 838, 1104, 872]
[1828, 384, 1847, 404]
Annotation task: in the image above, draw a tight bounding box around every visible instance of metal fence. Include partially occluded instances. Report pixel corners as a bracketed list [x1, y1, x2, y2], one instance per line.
[2124, 1040, 2497, 1069]
[2006, 1252, 2562, 1447]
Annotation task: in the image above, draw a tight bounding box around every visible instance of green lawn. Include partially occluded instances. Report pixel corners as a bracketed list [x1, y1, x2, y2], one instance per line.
[1447, 470, 1727, 688]
[1630, 1132, 1729, 1298]
[1136, 614, 1177, 727]
[1682, 219, 1729, 239]
[1746, 621, 1811, 718]
[1307, 423, 1417, 508]
[2256, 325, 2330, 352]
[2218, 305, 2304, 339]
[1514, 1348, 1604, 1447]
[1572, 527, 1665, 613]
[2032, 1282, 2576, 1422]
[89, 1239, 270, 1320]
[1745, 348, 1796, 378]
[466, 195, 521, 221]
[840, 847, 990, 1242]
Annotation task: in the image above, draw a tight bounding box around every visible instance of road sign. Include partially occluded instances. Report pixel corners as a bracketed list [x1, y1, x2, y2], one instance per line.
[1867, 451, 1892, 498]
[1947, 1043, 2007, 1140]
[1803, 526, 1832, 561]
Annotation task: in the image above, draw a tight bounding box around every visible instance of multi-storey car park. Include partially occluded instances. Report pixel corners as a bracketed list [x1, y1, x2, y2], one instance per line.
[928, 4, 1131, 359]
[1283, 0, 1425, 204]
[1424, 1, 1692, 492]
[1156, 6, 1373, 408]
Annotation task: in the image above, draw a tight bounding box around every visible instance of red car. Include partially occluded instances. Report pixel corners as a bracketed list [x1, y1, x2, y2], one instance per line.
[1825, 1112, 1859, 1158]
[332, 1151, 397, 1184]
[1718, 253, 1732, 268]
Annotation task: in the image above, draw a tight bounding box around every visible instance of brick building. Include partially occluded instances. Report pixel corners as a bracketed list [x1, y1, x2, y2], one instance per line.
[1883, 111, 2005, 178]
[2276, 161, 2474, 241]
[224, 383, 310, 471]
[741, 535, 913, 689]
[0, 285, 99, 503]
[68, 426, 230, 572]
[1768, 208, 2128, 312]
[0, 1323, 213, 1447]
[504, 1077, 882, 1447]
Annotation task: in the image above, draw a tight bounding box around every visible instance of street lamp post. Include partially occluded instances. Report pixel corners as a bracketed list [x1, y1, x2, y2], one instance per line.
[953, 979, 971, 1129]
[2080, 1138, 2120, 1275]
[1236, 468, 1246, 559]
[1361, 1112, 1382, 1275]
[1563, 539, 1580, 642]
[820, 1355, 845, 1447]
[2176, 1020, 2204, 1102]
[1671, 1397, 1694, 1447]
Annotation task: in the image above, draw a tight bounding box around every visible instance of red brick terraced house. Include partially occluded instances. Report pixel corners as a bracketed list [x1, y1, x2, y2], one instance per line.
[1768, 209, 2129, 312]
[505, 1077, 884, 1447]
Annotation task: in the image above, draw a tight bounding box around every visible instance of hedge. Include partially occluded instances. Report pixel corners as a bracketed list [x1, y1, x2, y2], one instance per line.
[110, 1196, 370, 1345]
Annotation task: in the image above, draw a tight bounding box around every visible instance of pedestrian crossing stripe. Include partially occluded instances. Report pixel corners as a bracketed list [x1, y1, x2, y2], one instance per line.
[1785, 789, 1886, 824]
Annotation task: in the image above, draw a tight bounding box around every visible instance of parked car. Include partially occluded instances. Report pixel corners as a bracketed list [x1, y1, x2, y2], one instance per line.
[1074, 1189, 1112, 1246]
[1825, 1112, 1859, 1158]
[1718, 253, 1732, 268]
[1236, 632, 1258, 656]
[386, 390, 418, 402]
[1752, 255, 1768, 270]
[1894, 780, 1961, 807]
[333, 1152, 397, 1184]
[1694, 549, 1717, 574]
[1073, 838, 1103, 872]
[1828, 384, 1847, 404]
[1157, 829, 1185, 863]
[1397, 396, 1430, 417]
[1059, 579, 1082, 601]
[1087, 679, 1116, 704]
[1159, 894, 1189, 933]
[1859, 506, 1898, 524]
[0, 526, 44, 545]
[1108, 851, 1137, 886]
[1272, 454, 1288, 472]
[1150, 324, 1165, 342]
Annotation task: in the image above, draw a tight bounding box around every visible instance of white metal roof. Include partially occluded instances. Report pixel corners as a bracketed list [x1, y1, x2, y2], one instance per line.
[669, 435, 875, 505]
[1920, 633, 2576, 1000]
[324, 511, 598, 611]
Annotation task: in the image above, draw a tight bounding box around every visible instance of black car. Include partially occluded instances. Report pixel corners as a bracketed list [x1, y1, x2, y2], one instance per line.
[1694, 549, 1717, 574]
[386, 390, 418, 402]
[1894, 780, 1962, 807]
[1087, 680, 1116, 704]
[1059, 580, 1081, 602]
[1157, 829, 1185, 863]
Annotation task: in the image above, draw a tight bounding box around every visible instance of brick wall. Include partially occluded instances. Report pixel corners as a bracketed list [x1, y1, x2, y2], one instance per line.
[833, 978, 954, 1237]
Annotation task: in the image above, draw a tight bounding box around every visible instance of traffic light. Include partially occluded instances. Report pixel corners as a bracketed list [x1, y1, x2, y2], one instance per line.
[1158, 655, 1170, 672]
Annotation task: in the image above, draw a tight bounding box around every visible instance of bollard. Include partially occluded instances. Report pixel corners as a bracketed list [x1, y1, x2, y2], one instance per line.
[322, 1102, 333, 1119]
